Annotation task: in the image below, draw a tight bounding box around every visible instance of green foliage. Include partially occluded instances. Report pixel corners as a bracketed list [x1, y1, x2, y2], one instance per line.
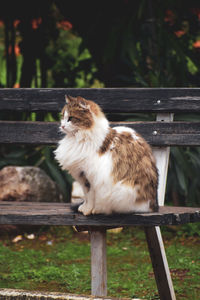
[105, 1, 200, 87]
[46, 29, 103, 88]
[0, 23, 6, 87]
[0, 13, 104, 200]
[167, 147, 200, 206]
[174, 223, 200, 237]
[0, 227, 199, 299]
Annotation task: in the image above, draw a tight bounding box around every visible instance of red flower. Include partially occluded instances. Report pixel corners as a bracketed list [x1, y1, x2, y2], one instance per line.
[13, 83, 20, 88]
[193, 40, 200, 48]
[32, 18, 42, 30]
[174, 30, 185, 38]
[8, 44, 21, 56]
[165, 10, 175, 26]
[13, 20, 20, 28]
[57, 20, 73, 31]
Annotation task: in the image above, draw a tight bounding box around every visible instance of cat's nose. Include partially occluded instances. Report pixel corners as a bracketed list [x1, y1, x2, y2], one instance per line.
[61, 125, 65, 129]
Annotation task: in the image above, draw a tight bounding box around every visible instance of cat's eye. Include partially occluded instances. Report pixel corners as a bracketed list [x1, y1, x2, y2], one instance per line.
[68, 116, 73, 122]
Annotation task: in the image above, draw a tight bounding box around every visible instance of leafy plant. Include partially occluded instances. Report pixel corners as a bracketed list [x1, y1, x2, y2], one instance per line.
[46, 28, 103, 88]
[166, 147, 200, 207]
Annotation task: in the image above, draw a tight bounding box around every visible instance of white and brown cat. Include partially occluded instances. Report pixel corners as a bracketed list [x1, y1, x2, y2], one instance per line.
[54, 95, 158, 215]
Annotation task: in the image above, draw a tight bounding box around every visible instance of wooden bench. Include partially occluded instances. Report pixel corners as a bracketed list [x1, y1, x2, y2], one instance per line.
[0, 88, 200, 300]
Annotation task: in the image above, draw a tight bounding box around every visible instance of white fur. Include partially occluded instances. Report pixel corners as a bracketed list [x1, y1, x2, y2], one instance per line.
[114, 126, 139, 140]
[55, 115, 150, 215]
[72, 181, 85, 199]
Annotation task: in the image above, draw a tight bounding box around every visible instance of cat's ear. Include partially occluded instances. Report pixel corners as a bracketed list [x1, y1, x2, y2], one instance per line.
[77, 96, 90, 110]
[65, 95, 76, 104]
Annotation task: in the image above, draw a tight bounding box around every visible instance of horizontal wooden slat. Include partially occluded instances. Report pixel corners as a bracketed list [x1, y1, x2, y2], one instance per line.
[0, 202, 199, 226]
[1, 88, 200, 113]
[0, 121, 60, 145]
[0, 121, 200, 146]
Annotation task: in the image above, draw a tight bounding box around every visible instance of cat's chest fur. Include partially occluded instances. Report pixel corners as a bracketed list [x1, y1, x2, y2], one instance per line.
[55, 126, 112, 181]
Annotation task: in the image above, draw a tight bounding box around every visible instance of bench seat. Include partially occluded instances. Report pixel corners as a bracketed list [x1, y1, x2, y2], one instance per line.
[0, 201, 199, 227]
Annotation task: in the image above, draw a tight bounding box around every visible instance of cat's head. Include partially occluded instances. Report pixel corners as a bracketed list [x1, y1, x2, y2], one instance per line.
[60, 95, 105, 134]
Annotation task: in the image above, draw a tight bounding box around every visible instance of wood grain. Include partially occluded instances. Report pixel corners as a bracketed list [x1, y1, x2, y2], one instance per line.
[91, 229, 107, 296]
[153, 113, 174, 205]
[0, 202, 199, 226]
[0, 121, 200, 146]
[146, 114, 176, 300]
[1, 88, 200, 112]
[145, 227, 176, 300]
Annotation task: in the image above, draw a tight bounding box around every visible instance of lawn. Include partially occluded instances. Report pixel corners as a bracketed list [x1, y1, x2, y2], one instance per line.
[0, 225, 199, 299]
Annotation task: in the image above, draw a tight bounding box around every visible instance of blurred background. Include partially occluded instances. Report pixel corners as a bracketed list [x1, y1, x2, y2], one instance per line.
[0, 0, 200, 211]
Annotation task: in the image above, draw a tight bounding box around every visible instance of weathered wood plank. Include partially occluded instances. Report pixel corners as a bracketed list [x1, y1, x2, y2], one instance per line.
[153, 113, 173, 205]
[1, 88, 200, 112]
[1, 121, 200, 146]
[0, 121, 60, 144]
[147, 114, 176, 300]
[145, 227, 176, 300]
[0, 202, 199, 226]
[91, 229, 107, 296]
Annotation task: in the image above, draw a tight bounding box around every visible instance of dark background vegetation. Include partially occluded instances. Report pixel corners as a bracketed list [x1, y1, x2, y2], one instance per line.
[0, 1, 200, 298]
[0, 0, 200, 209]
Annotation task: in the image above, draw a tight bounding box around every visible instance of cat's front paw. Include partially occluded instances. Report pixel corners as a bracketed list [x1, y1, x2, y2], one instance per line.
[78, 203, 93, 216]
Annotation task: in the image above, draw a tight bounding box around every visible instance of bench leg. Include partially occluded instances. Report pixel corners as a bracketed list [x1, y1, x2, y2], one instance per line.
[145, 226, 176, 300]
[90, 228, 107, 297]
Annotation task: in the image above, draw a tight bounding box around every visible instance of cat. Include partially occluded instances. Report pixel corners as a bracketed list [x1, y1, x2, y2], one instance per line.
[54, 95, 158, 215]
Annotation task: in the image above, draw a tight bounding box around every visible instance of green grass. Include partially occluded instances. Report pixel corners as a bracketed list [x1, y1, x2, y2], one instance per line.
[0, 226, 199, 299]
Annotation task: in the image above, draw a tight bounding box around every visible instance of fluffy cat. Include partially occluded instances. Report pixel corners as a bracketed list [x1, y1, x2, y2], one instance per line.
[54, 95, 158, 215]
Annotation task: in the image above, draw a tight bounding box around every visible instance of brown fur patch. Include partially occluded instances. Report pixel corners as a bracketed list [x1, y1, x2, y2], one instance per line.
[99, 128, 117, 154]
[62, 96, 104, 130]
[110, 130, 158, 211]
[77, 96, 103, 117]
[63, 100, 94, 130]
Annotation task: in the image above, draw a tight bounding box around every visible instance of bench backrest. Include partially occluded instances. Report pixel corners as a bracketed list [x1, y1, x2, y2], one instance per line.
[0, 88, 200, 205]
[0, 88, 200, 146]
